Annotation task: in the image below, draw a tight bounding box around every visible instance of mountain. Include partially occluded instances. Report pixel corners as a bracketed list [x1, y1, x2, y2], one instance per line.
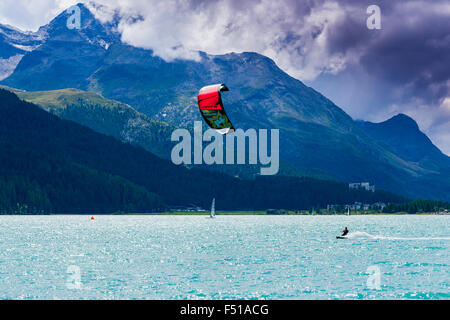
[356, 114, 450, 201]
[1, 3, 449, 201]
[0, 89, 403, 213]
[357, 114, 450, 165]
[1, 4, 119, 90]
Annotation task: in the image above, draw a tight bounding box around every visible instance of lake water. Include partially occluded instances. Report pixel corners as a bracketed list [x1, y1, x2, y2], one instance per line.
[0, 215, 448, 299]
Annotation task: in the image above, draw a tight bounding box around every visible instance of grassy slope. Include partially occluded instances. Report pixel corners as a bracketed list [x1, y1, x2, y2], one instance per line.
[6, 87, 174, 159]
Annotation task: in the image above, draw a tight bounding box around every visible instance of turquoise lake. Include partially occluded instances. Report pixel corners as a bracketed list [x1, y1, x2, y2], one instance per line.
[0, 215, 448, 299]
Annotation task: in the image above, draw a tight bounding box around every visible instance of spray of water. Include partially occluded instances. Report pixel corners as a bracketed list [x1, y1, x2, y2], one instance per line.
[343, 231, 450, 241]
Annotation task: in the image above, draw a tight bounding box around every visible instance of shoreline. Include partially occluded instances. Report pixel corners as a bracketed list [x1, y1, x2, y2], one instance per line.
[125, 212, 446, 216]
[3, 211, 445, 216]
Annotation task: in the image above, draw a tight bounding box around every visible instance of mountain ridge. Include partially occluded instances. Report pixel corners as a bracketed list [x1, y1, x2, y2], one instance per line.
[357, 113, 450, 165]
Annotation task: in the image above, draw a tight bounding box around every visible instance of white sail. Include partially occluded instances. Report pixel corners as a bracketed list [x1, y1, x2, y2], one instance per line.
[210, 198, 215, 218]
[347, 207, 350, 216]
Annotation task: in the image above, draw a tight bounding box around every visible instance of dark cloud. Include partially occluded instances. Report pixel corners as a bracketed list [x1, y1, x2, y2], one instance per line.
[305, 0, 450, 154]
[360, 7, 450, 102]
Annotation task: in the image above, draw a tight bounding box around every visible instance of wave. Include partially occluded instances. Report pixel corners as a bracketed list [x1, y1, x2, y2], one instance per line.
[342, 231, 450, 241]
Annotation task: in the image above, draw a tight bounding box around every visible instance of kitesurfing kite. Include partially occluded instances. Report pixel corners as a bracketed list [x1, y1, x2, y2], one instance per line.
[197, 84, 235, 134]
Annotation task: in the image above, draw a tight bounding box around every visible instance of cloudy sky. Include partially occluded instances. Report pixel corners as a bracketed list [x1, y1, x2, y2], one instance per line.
[1, 0, 449, 155]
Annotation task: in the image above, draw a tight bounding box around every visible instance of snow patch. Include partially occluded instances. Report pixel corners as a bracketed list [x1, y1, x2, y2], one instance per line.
[0, 54, 24, 80]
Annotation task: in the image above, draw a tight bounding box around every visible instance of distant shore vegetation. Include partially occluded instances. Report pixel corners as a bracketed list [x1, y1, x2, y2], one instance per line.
[125, 199, 450, 215]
